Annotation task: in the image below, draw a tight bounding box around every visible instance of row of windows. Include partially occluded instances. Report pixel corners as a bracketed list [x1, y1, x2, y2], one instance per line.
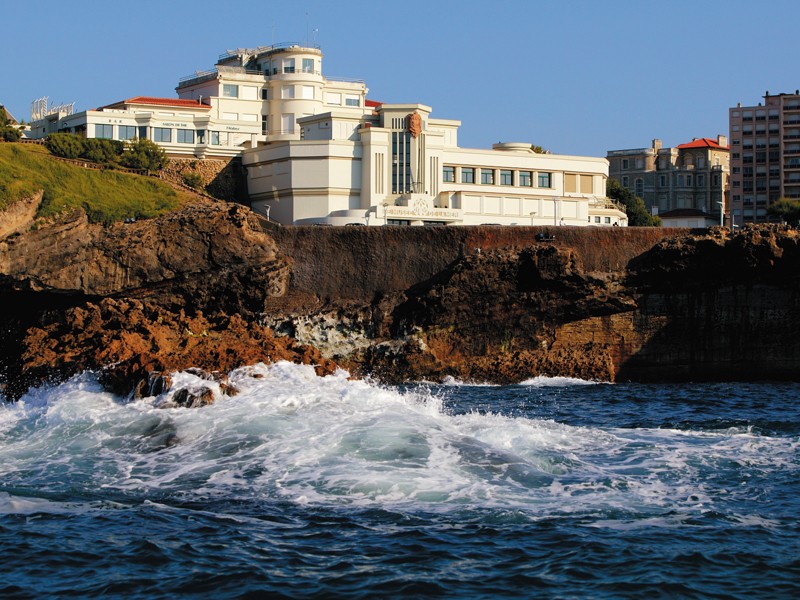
[259, 57, 317, 76]
[94, 124, 229, 145]
[442, 166, 551, 188]
[621, 173, 720, 189]
[222, 84, 360, 107]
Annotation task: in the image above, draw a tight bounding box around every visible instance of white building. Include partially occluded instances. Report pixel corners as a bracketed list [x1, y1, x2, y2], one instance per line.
[28, 43, 627, 227]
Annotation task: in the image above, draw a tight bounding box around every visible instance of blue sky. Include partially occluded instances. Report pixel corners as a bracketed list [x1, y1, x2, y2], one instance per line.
[3, 0, 799, 156]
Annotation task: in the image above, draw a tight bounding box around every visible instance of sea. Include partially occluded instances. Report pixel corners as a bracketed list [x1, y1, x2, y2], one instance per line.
[0, 361, 798, 599]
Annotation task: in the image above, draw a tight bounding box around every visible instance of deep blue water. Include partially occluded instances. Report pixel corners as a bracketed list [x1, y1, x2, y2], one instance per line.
[1, 364, 798, 598]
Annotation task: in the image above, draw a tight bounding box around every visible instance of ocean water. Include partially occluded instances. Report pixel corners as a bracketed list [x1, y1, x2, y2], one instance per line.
[0, 362, 798, 599]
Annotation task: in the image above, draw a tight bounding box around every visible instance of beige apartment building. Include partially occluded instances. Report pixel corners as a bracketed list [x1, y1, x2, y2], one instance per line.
[607, 137, 729, 226]
[729, 91, 800, 225]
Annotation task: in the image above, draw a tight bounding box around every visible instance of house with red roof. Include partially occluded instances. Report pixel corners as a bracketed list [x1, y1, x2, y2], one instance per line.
[607, 136, 729, 226]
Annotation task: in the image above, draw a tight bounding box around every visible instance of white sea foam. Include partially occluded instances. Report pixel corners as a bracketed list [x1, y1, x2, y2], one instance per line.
[518, 375, 607, 387]
[0, 362, 795, 521]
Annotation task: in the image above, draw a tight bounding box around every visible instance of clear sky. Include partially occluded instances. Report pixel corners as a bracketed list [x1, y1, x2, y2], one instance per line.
[3, 0, 799, 156]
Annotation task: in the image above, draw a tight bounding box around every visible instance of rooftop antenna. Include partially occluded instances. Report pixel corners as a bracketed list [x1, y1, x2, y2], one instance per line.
[271, 24, 275, 47]
[306, 11, 309, 47]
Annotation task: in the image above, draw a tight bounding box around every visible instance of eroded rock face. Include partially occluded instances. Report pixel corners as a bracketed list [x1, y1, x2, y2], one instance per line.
[0, 201, 320, 398]
[2, 200, 800, 400]
[0, 200, 287, 298]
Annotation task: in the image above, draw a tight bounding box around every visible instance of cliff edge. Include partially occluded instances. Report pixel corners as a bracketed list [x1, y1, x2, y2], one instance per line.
[2, 201, 799, 399]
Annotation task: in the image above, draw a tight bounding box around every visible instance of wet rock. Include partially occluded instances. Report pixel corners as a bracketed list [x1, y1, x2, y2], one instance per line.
[170, 386, 215, 409]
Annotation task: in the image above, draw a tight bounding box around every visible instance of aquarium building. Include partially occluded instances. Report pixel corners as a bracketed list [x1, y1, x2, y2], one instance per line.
[28, 44, 627, 227]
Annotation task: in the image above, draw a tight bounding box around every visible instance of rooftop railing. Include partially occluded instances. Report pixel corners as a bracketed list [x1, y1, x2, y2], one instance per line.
[218, 42, 321, 61]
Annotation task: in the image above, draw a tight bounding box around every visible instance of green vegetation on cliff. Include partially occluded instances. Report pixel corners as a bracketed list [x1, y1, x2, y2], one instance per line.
[46, 133, 168, 171]
[0, 142, 189, 223]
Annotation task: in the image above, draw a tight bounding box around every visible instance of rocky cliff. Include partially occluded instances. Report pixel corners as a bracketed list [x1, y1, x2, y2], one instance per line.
[2, 199, 799, 400]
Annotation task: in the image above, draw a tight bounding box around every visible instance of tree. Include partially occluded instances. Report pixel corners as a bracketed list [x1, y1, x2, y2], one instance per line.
[606, 178, 661, 226]
[0, 106, 21, 141]
[531, 144, 546, 154]
[767, 198, 800, 224]
[120, 138, 168, 171]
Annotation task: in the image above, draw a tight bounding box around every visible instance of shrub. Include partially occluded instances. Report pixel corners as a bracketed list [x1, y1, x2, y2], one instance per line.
[182, 171, 204, 189]
[83, 138, 124, 164]
[46, 132, 85, 159]
[121, 138, 168, 171]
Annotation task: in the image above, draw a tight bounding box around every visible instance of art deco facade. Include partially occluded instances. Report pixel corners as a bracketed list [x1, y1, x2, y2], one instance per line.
[28, 43, 627, 227]
[729, 91, 800, 225]
[607, 137, 729, 227]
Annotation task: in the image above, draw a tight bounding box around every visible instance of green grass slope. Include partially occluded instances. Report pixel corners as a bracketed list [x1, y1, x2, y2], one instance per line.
[0, 143, 192, 224]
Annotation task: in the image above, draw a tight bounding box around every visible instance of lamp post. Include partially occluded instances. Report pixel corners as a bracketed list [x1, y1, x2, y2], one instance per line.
[716, 201, 724, 227]
[529, 211, 537, 226]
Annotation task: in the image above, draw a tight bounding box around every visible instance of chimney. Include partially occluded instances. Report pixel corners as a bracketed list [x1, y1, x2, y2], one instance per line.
[652, 138, 662, 150]
[718, 134, 728, 147]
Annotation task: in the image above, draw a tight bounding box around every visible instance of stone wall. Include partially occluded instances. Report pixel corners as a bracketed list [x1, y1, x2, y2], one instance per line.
[161, 157, 247, 203]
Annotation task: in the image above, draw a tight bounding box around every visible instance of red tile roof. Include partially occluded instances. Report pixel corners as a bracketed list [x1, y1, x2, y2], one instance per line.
[365, 99, 382, 108]
[677, 137, 727, 150]
[102, 96, 211, 110]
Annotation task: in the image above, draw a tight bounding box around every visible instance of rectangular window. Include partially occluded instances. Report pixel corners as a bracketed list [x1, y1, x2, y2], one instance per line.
[659, 174, 666, 186]
[211, 131, 221, 145]
[153, 127, 171, 142]
[481, 169, 494, 185]
[442, 165, 455, 183]
[301, 86, 314, 100]
[698, 175, 705, 186]
[222, 84, 239, 98]
[261, 88, 268, 100]
[283, 58, 295, 73]
[118, 125, 136, 140]
[461, 167, 475, 184]
[622, 159, 629, 169]
[538, 172, 551, 188]
[282, 86, 295, 99]
[262, 61, 271, 75]
[95, 124, 113, 139]
[595, 216, 601, 223]
[621, 176, 629, 187]
[500, 170, 512, 185]
[302, 58, 314, 73]
[565, 173, 577, 193]
[686, 174, 693, 186]
[176, 129, 194, 144]
[605, 217, 611, 224]
[222, 112, 238, 121]
[281, 113, 295, 134]
[519, 171, 532, 186]
[326, 92, 342, 105]
[580, 174, 593, 193]
[261, 115, 268, 135]
[345, 95, 360, 107]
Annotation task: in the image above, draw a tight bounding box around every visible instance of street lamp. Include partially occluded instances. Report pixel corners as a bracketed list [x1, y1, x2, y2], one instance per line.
[382, 201, 390, 224]
[716, 201, 724, 227]
[529, 211, 537, 226]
